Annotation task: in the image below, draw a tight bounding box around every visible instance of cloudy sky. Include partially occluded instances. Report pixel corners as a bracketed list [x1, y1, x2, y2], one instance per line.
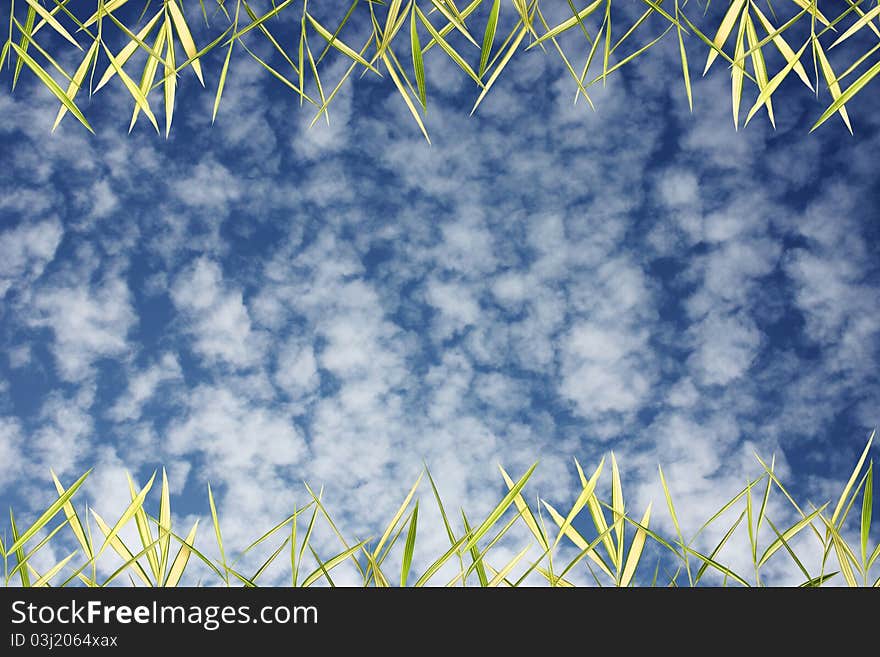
[0, 3, 878, 585]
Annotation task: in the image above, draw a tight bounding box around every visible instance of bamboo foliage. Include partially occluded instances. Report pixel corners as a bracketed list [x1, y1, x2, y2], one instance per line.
[0, 0, 877, 137]
[1, 433, 877, 587]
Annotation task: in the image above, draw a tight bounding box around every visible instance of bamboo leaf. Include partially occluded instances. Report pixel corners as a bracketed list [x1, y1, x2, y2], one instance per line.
[861, 462, 873, 567]
[374, 474, 422, 560]
[130, 22, 167, 133]
[499, 465, 549, 551]
[91, 510, 153, 586]
[487, 544, 530, 586]
[462, 462, 537, 553]
[543, 499, 615, 578]
[32, 550, 78, 587]
[22, 0, 80, 50]
[745, 41, 809, 126]
[758, 504, 827, 567]
[7, 469, 92, 556]
[400, 501, 419, 586]
[94, 10, 164, 92]
[10, 42, 93, 133]
[167, 0, 205, 85]
[676, 10, 692, 111]
[745, 13, 774, 127]
[751, 3, 812, 89]
[99, 41, 159, 132]
[812, 40, 855, 133]
[50, 470, 92, 560]
[301, 539, 368, 587]
[94, 472, 157, 560]
[382, 51, 430, 143]
[207, 484, 227, 579]
[307, 12, 380, 73]
[479, 0, 500, 77]
[127, 472, 160, 581]
[411, 9, 427, 108]
[471, 24, 526, 114]
[529, 0, 602, 48]
[731, 12, 747, 129]
[704, 0, 746, 74]
[416, 6, 482, 86]
[619, 502, 652, 587]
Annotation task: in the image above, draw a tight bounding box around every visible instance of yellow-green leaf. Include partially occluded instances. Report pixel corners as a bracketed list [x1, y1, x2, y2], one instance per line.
[620, 502, 652, 587]
[95, 9, 164, 92]
[529, 0, 602, 48]
[704, 0, 746, 75]
[411, 9, 427, 108]
[167, 0, 204, 85]
[164, 520, 199, 586]
[23, 0, 81, 50]
[10, 43, 93, 134]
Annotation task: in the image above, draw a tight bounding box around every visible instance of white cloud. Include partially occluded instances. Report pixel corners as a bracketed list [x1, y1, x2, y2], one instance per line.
[107, 353, 182, 422]
[28, 274, 135, 381]
[0, 218, 63, 297]
[171, 258, 261, 368]
[687, 311, 763, 386]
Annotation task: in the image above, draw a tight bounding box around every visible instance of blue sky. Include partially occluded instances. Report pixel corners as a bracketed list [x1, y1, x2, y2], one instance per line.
[0, 3, 879, 584]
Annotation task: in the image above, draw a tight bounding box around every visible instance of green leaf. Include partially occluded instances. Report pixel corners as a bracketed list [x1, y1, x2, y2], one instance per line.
[488, 544, 530, 586]
[10, 43, 93, 134]
[90, 510, 153, 586]
[619, 502, 652, 587]
[167, 0, 205, 85]
[676, 8, 693, 111]
[479, 0, 500, 77]
[7, 469, 92, 556]
[382, 51, 430, 143]
[50, 470, 93, 560]
[207, 484, 227, 580]
[745, 41, 809, 126]
[703, 0, 746, 75]
[751, 3, 812, 90]
[731, 12, 747, 129]
[301, 539, 368, 587]
[462, 462, 537, 553]
[416, 6, 482, 86]
[745, 13, 774, 127]
[400, 501, 419, 587]
[543, 499, 614, 578]
[758, 504, 827, 567]
[811, 41, 855, 134]
[22, 0, 80, 50]
[32, 550, 78, 587]
[411, 9, 427, 108]
[307, 12, 380, 73]
[94, 9, 164, 92]
[529, 0, 603, 48]
[471, 24, 526, 115]
[861, 462, 873, 567]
